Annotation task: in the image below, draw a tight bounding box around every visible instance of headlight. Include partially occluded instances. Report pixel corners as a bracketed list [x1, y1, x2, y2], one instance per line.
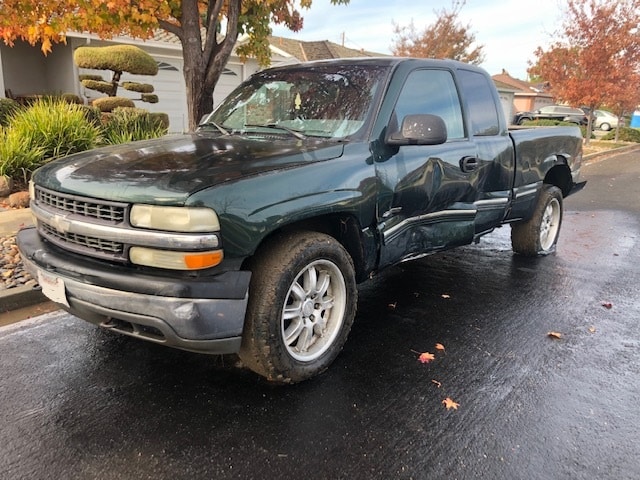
[130, 205, 220, 232]
[129, 247, 224, 270]
[29, 180, 35, 200]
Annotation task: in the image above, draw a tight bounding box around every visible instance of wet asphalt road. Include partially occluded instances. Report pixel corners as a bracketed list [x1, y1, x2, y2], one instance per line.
[1, 151, 639, 480]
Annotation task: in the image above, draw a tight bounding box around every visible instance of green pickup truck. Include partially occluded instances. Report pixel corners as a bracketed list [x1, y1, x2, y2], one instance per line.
[18, 58, 584, 383]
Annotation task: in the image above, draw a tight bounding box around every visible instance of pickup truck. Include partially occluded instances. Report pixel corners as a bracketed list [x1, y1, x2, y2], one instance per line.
[17, 58, 584, 383]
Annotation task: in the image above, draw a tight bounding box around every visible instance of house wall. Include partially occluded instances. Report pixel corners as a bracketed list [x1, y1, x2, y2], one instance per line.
[1, 42, 48, 97]
[514, 95, 553, 114]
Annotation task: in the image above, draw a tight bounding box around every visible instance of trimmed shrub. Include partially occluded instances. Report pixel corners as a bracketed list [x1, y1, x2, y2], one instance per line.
[74, 45, 158, 76]
[601, 127, 640, 143]
[79, 74, 104, 82]
[141, 93, 159, 104]
[122, 82, 154, 94]
[81, 79, 115, 95]
[519, 119, 593, 139]
[1, 98, 100, 175]
[0, 98, 21, 127]
[150, 112, 170, 130]
[92, 96, 136, 112]
[100, 107, 168, 144]
[78, 105, 102, 126]
[60, 93, 84, 105]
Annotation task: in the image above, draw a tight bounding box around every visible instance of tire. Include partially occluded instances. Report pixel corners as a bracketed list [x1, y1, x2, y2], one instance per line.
[511, 185, 563, 256]
[239, 231, 357, 383]
[600, 122, 611, 131]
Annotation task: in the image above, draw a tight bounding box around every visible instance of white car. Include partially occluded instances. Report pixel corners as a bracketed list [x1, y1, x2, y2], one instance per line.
[594, 110, 620, 131]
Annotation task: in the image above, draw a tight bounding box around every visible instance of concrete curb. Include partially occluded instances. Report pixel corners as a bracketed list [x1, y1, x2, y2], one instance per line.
[583, 143, 640, 164]
[0, 284, 46, 312]
[1, 143, 639, 316]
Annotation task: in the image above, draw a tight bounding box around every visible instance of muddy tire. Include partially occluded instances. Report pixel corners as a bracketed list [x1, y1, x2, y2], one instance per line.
[239, 231, 357, 383]
[511, 185, 563, 256]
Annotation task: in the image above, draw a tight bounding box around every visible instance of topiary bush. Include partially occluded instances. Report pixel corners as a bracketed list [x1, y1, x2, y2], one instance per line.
[92, 96, 136, 112]
[0, 98, 21, 127]
[100, 107, 168, 145]
[601, 127, 640, 142]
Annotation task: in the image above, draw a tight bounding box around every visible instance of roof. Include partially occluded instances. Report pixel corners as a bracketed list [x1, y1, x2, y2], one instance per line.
[491, 69, 552, 96]
[267, 35, 383, 61]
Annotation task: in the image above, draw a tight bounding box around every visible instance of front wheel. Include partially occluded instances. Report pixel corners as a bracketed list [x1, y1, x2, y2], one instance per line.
[239, 231, 357, 383]
[511, 185, 563, 256]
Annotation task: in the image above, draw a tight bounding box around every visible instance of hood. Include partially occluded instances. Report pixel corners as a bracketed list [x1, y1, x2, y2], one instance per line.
[34, 133, 344, 204]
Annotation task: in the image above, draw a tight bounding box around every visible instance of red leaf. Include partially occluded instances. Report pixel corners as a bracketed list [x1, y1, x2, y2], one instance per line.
[418, 352, 435, 364]
[442, 397, 460, 410]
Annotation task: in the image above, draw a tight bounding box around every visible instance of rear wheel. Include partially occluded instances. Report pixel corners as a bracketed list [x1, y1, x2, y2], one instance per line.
[511, 185, 563, 256]
[600, 122, 611, 131]
[239, 231, 357, 383]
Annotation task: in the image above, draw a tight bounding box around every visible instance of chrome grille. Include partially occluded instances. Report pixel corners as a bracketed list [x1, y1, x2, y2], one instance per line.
[35, 186, 127, 224]
[41, 222, 126, 261]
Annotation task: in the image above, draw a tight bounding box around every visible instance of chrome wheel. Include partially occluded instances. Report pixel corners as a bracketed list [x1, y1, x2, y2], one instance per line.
[539, 197, 561, 251]
[281, 259, 347, 362]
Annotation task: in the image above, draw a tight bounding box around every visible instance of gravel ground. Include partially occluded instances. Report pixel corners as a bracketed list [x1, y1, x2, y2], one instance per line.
[1, 235, 37, 290]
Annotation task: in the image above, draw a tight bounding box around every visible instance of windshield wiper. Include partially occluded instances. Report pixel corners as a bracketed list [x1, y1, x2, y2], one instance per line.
[243, 123, 307, 140]
[198, 121, 230, 135]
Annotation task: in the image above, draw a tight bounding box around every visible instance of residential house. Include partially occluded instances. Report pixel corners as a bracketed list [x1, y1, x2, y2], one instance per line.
[492, 69, 554, 123]
[1, 32, 529, 132]
[0, 33, 381, 133]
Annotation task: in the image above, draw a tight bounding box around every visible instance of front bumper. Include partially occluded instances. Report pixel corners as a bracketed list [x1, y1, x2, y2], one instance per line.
[17, 227, 250, 354]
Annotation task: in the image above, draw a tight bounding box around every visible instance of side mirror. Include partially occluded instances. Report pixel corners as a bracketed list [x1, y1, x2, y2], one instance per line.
[386, 114, 447, 146]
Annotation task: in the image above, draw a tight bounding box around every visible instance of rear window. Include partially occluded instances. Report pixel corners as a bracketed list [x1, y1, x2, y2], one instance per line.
[457, 69, 500, 136]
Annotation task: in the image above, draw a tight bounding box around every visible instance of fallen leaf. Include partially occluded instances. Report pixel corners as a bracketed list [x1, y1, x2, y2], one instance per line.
[588, 326, 596, 333]
[602, 302, 613, 309]
[435, 343, 445, 352]
[418, 352, 435, 364]
[387, 302, 397, 310]
[442, 397, 460, 410]
[431, 379, 442, 388]
[441, 294, 451, 299]
[547, 331, 562, 339]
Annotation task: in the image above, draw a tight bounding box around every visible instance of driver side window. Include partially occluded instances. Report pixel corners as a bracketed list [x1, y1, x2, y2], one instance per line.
[394, 69, 465, 140]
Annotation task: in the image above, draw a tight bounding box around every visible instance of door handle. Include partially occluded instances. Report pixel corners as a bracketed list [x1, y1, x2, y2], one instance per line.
[460, 156, 478, 173]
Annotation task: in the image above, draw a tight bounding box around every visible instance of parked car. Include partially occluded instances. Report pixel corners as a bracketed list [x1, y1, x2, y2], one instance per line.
[593, 110, 620, 131]
[515, 105, 589, 125]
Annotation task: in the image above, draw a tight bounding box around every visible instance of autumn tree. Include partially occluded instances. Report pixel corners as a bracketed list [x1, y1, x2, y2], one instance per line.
[391, 0, 485, 65]
[529, 0, 640, 144]
[0, 0, 349, 131]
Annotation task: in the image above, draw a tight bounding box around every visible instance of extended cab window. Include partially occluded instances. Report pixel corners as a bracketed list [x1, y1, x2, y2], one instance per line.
[457, 69, 500, 136]
[393, 69, 465, 140]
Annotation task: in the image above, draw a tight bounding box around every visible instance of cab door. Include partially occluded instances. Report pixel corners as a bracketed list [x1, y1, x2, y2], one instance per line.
[374, 67, 511, 268]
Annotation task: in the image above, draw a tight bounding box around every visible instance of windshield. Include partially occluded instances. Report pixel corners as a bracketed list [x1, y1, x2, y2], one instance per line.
[202, 64, 388, 139]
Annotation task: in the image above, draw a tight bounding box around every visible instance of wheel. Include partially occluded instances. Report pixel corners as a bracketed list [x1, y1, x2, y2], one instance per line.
[239, 231, 357, 383]
[511, 185, 563, 256]
[518, 117, 530, 125]
[600, 122, 611, 131]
